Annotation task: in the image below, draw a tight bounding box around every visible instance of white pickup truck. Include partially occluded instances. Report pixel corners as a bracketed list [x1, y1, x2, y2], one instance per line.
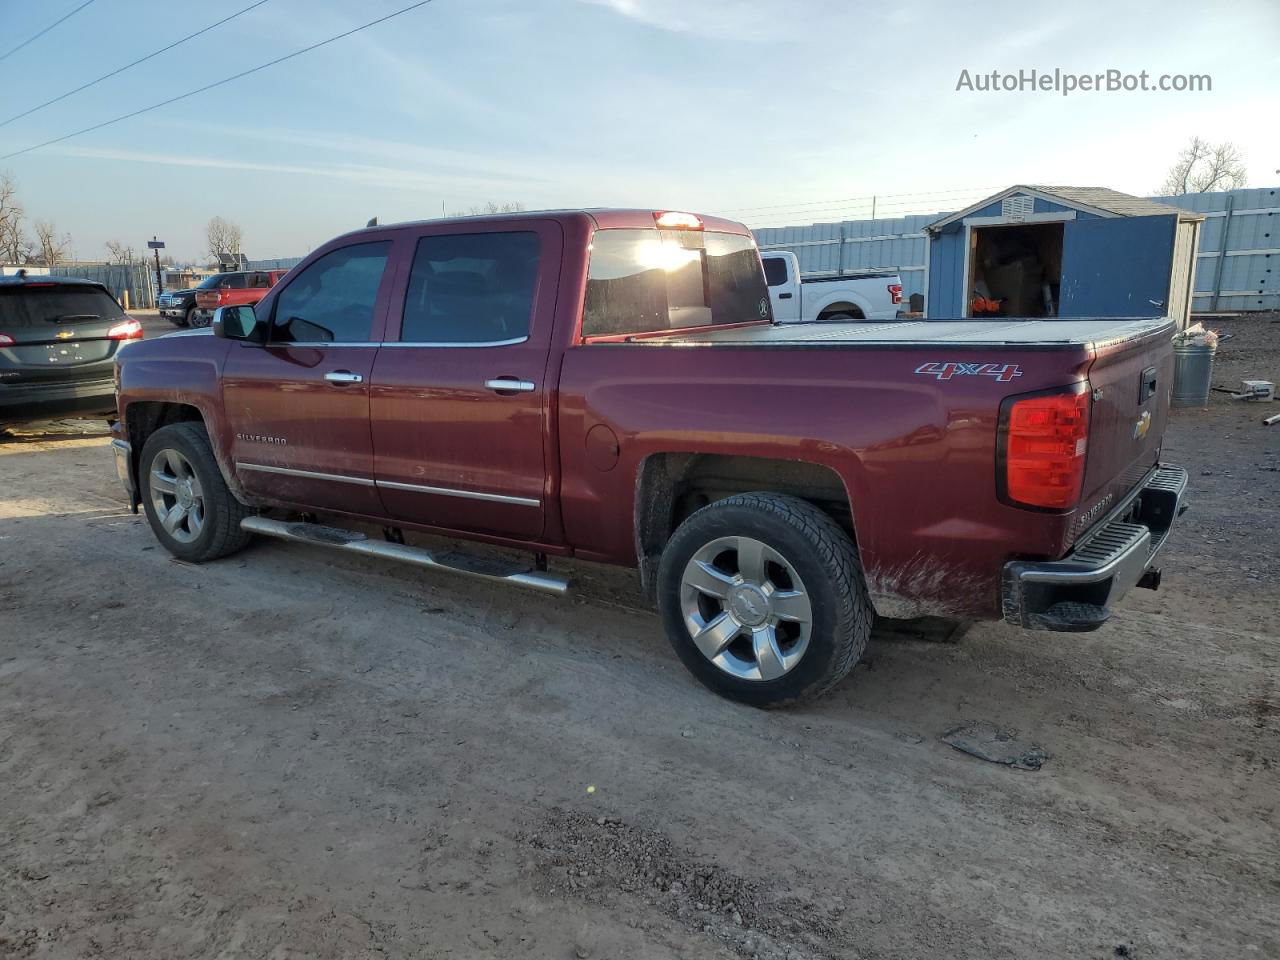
[761, 251, 903, 322]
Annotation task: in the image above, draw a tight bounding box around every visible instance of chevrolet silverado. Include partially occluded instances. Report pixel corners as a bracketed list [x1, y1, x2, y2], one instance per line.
[110, 209, 1186, 706]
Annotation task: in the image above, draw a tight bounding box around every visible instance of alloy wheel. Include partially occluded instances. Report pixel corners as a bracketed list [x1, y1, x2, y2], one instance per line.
[149, 448, 206, 543]
[679, 535, 813, 681]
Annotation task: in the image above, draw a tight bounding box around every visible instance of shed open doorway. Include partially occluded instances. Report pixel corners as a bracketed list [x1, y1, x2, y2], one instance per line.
[966, 221, 1064, 318]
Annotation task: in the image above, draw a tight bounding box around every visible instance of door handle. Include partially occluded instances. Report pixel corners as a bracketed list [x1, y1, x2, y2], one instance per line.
[324, 370, 364, 384]
[485, 377, 536, 393]
[778, 292, 793, 299]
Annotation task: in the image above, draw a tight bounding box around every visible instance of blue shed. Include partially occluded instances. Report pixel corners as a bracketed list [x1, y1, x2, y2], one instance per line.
[923, 185, 1204, 328]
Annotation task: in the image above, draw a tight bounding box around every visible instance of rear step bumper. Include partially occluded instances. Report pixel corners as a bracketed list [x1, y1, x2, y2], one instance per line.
[240, 515, 570, 597]
[1002, 463, 1188, 632]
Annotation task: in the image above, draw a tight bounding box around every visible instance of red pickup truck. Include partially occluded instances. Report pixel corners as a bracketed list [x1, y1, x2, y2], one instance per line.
[190, 269, 288, 327]
[110, 209, 1186, 706]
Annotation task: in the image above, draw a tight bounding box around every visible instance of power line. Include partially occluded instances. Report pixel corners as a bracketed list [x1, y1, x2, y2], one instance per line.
[714, 186, 1005, 217]
[0, 0, 439, 162]
[0, 0, 272, 129]
[0, 0, 98, 64]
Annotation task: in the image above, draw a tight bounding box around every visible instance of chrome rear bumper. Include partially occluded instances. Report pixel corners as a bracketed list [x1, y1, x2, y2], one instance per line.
[1002, 464, 1188, 631]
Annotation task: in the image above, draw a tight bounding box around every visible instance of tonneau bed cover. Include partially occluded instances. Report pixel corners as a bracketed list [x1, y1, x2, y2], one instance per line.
[641, 317, 1174, 348]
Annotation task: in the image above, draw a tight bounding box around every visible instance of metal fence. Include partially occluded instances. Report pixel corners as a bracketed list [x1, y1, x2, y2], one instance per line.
[753, 186, 1279, 314]
[54, 262, 158, 309]
[1152, 188, 1279, 313]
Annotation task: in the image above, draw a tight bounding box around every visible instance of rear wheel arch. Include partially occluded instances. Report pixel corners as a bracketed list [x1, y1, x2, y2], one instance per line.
[815, 299, 867, 322]
[634, 452, 863, 599]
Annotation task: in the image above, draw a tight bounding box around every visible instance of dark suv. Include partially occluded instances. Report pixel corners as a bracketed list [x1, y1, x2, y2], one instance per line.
[0, 275, 143, 423]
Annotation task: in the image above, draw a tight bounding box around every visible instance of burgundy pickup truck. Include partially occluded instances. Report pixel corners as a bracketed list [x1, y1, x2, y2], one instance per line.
[111, 209, 1186, 706]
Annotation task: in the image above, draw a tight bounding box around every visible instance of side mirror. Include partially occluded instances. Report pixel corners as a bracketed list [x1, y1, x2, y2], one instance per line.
[212, 304, 264, 342]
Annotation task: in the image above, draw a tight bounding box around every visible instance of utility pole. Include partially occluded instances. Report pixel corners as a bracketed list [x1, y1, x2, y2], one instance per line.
[147, 236, 165, 296]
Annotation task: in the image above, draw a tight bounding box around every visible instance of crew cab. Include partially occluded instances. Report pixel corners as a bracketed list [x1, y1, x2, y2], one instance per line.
[762, 251, 902, 322]
[1, 274, 142, 423]
[190, 269, 287, 327]
[110, 209, 1186, 706]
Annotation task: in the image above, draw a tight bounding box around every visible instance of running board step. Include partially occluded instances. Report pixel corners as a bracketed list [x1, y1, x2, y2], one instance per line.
[240, 516, 570, 597]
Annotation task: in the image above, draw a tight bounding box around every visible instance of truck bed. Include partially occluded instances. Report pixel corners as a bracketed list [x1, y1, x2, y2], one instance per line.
[641, 317, 1173, 348]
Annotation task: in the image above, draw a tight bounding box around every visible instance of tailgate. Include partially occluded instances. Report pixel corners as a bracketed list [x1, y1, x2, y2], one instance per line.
[1072, 320, 1175, 544]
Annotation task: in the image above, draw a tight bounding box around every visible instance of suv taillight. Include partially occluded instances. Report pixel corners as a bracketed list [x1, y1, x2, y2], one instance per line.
[999, 386, 1090, 509]
[107, 318, 143, 340]
[888, 283, 902, 305]
[0, 333, 13, 346]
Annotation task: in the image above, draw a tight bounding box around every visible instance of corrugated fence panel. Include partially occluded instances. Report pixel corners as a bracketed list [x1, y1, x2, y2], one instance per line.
[1145, 189, 1277, 312]
[756, 186, 1277, 313]
[55, 262, 157, 308]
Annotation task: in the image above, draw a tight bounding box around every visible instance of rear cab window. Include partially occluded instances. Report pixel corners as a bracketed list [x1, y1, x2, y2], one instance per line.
[582, 229, 772, 339]
[762, 256, 789, 287]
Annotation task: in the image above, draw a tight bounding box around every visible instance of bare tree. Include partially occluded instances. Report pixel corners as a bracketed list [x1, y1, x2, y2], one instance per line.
[32, 220, 70, 267]
[205, 216, 243, 261]
[0, 171, 27, 265]
[447, 201, 526, 217]
[105, 239, 136, 263]
[1159, 137, 1248, 195]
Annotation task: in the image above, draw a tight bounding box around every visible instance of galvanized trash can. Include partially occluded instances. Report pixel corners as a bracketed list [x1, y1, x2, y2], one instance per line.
[1171, 338, 1217, 408]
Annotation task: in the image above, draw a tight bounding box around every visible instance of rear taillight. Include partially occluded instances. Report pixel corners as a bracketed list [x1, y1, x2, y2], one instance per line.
[107, 318, 144, 340]
[1000, 386, 1090, 510]
[0, 333, 13, 346]
[888, 283, 902, 305]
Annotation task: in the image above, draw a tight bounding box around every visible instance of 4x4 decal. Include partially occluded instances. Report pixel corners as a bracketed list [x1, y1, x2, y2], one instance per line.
[914, 361, 1023, 382]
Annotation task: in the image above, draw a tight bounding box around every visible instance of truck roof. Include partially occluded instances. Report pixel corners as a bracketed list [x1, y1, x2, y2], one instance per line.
[327, 208, 752, 245]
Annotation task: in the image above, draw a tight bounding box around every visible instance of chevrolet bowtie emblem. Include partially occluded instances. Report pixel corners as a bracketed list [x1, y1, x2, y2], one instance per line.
[56, 330, 75, 339]
[1133, 410, 1152, 440]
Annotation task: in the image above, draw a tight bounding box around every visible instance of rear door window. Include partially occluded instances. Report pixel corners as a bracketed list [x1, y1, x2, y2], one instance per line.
[400, 231, 540, 344]
[270, 241, 390, 343]
[582, 230, 772, 338]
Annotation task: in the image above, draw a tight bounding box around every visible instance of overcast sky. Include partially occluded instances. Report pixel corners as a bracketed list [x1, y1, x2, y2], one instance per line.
[1, 0, 1276, 262]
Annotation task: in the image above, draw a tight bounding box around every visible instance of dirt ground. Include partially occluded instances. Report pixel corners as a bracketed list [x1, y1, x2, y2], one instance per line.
[1, 316, 1277, 959]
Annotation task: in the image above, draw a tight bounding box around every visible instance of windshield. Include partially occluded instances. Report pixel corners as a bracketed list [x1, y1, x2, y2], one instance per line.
[0, 285, 124, 328]
[582, 229, 771, 338]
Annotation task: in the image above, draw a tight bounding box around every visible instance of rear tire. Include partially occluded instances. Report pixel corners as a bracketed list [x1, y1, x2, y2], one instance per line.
[658, 492, 872, 707]
[139, 422, 254, 562]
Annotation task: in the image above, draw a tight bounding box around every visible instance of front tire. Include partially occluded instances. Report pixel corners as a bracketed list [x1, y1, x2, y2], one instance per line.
[658, 493, 872, 707]
[140, 422, 254, 562]
[188, 308, 210, 328]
